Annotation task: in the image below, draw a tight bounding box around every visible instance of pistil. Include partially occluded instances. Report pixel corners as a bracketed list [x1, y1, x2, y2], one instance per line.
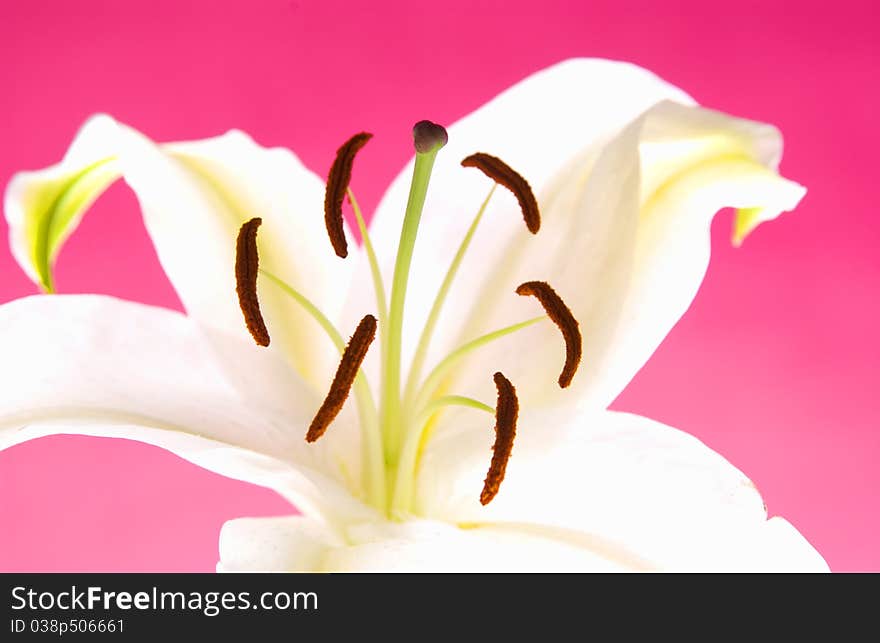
[238, 123, 581, 518]
[381, 121, 447, 465]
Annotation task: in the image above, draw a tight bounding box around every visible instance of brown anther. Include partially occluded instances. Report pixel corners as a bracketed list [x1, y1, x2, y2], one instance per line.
[306, 314, 377, 443]
[324, 132, 373, 258]
[235, 217, 270, 347]
[516, 281, 582, 388]
[480, 372, 519, 505]
[461, 152, 540, 234]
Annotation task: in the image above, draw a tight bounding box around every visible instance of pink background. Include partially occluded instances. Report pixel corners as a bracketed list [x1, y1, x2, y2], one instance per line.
[0, 0, 877, 572]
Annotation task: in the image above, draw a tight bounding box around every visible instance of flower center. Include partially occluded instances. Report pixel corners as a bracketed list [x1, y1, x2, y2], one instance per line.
[233, 122, 581, 519]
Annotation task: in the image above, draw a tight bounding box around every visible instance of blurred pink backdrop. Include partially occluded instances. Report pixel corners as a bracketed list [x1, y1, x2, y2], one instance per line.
[0, 0, 877, 571]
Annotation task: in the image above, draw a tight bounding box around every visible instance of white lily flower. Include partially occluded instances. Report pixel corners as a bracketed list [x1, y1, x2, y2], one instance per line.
[2, 59, 828, 571]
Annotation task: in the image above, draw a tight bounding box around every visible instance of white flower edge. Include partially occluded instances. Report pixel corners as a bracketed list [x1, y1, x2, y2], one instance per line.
[0, 294, 827, 571]
[1, 58, 826, 571]
[344, 60, 805, 415]
[4, 116, 358, 393]
[0, 294, 376, 527]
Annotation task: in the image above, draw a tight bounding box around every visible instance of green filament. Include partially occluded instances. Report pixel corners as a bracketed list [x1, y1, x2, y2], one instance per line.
[402, 184, 497, 414]
[260, 268, 386, 507]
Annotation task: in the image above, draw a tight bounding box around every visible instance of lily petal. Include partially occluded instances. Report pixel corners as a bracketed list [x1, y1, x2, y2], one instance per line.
[4, 116, 120, 292]
[416, 409, 828, 571]
[347, 58, 802, 414]
[450, 99, 805, 411]
[218, 515, 636, 571]
[322, 519, 634, 572]
[217, 512, 826, 572]
[218, 516, 344, 572]
[344, 58, 691, 387]
[5, 116, 354, 390]
[0, 294, 374, 526]
[588, 102, 805, 407]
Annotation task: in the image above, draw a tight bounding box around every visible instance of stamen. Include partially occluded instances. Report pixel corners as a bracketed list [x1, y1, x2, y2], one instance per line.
[347, 188, 388, 325]
[262, 269, 385, 505]
[420, 395, 494, 419]
[413, 316, 543, 414]
[306, 314, 378, 443]
[516, 281, 582, 388]
[235, 218, 270, 347]
[324, 132, 373, 258]
[481, 372, 519, 505]
[403, 184, 497, 413]
[461, 153, 540, 233]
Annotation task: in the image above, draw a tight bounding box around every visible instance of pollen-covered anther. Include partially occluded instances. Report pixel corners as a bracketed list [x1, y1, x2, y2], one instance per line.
[324, 132, 373, 258]
[516, 281, 582, 388]
[306, 314, 378, 443]
[235, 217, 270, 347]
[461, 152, 540, 233]
[480, 372, 519, 506]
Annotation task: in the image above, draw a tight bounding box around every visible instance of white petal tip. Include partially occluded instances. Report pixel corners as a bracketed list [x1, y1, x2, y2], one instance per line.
[731, 179, 807, 246]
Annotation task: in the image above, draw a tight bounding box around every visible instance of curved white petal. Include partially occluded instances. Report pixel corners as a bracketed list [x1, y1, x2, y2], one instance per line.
[218, 516, 344, 572]
[216, 514, 827, 572]
[322, 520, 634, 572]
[4, 115, 120, 291]
[4, 116, 353, 390]
[587, 102, 805, 407]
[747, 517, 830, 572]
[159, 131, 355, 390]
[217, 515, 637, 571]
[450, 100, 805, 411]
[345, 58, 803, 414]
[0, 295, 374, 526]
[416, 410, 827, 571]
[343, 58, 692, 391]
